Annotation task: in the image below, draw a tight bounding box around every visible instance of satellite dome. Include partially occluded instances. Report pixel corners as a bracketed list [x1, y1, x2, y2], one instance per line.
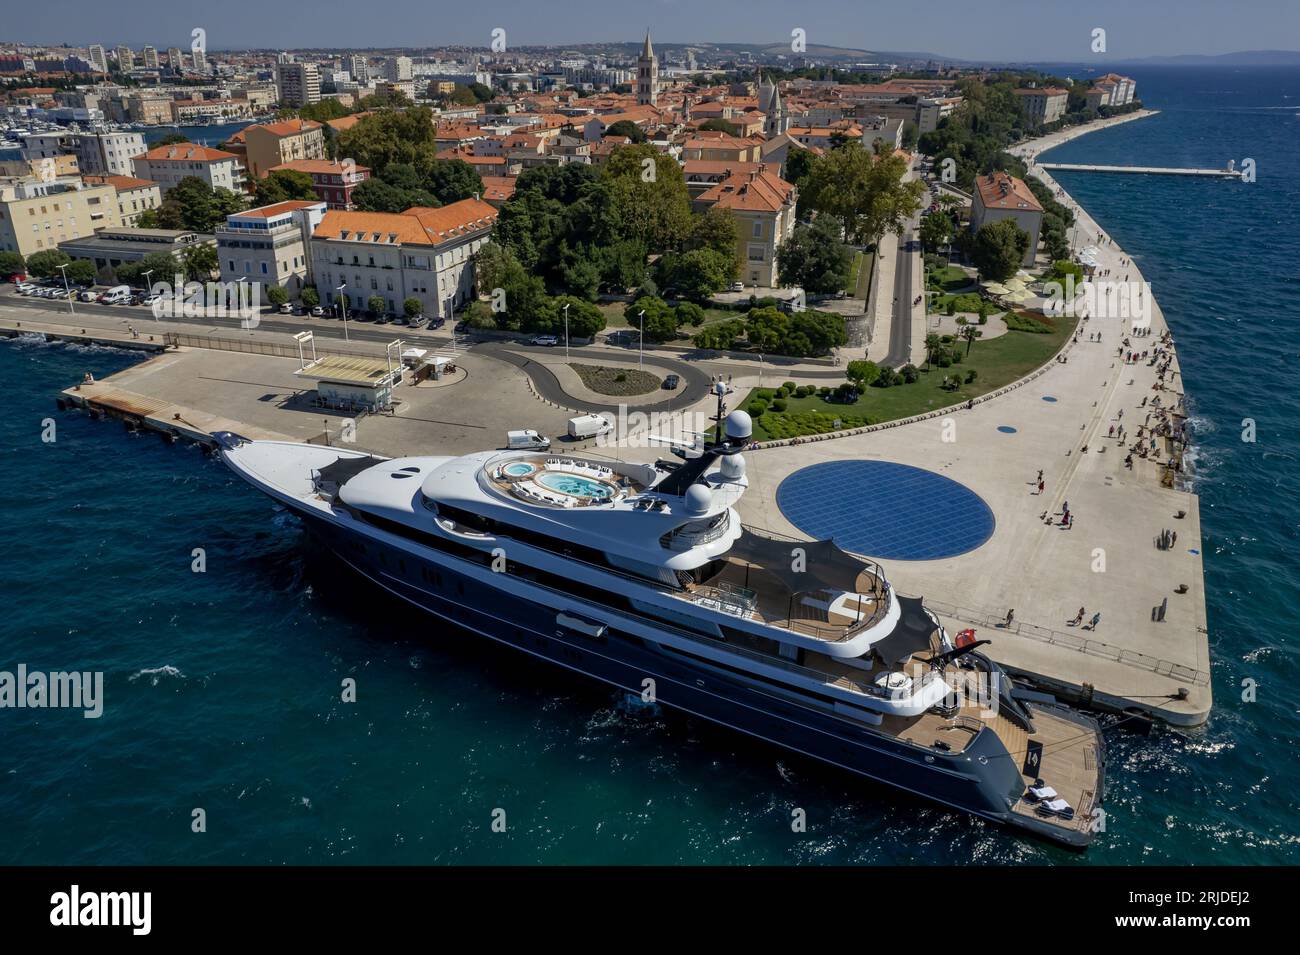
[720, 453, 747, 480]
[725, 410, 753, 441]
[684, 484, 713, 516]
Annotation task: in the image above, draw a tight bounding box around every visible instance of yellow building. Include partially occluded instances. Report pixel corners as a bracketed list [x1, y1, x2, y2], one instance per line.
[0, 178, 121, 258]
[692, 166, 797, 288]
[242, 119, 327, 180]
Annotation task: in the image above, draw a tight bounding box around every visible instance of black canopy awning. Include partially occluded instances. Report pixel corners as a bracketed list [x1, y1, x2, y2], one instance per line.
[870, 595, 939, 666]
[725, 528, 875, 595]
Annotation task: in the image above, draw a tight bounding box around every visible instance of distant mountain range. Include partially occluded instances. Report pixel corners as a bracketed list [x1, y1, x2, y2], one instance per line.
[1103, 50, 1300, 67]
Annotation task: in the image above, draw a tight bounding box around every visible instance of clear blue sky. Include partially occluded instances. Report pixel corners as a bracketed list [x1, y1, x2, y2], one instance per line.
[12, 0, 1300, 62]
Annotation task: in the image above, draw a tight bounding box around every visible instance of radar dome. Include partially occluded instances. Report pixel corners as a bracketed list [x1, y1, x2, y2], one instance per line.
[720, 453, 747, 481]
[684, 484, 713, 516]
[725, 410, 753, 441]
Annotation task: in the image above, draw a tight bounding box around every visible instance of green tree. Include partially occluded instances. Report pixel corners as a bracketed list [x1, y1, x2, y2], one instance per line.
[600, 145, 693, 254]
[801, 141, 925, 245]
[254, 169, 317, 206]
[265, 285, 288, 307]
[970, 218, 1030, 282]
[552, 295, 606, 340]
[693, 319, 745, 351]
[777, 217, 852, 293]
[846, 360, 881, 389]
[301, 286, 320, 309]
[65, 259, 97, 285]
[687, 206, 738, 259]
[367, 294, 386, 316]
[424, 158, 483, 204]
[180, 243, 217, 281]
[919, 211, 954, 253]
[674, 301, 706, 327]
[135, 251, 183, 286]
[960, 324, 983, 355]
[655, 248, 735, 300]
[154, 132, 190, 146]
[604, 120, 647, 143]
[24, 249, 71, 278]
[403, 296, 422, 318]
[163, 176, 245, 232]
[0, 250, 25, 276]
[626, 295, 677, 343]
[336, 107, 438, 175]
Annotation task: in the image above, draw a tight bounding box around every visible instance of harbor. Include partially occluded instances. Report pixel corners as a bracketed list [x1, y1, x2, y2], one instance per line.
[6, 187, 1214, 729]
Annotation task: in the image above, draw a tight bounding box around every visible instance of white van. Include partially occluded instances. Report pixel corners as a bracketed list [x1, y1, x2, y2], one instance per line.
[101, 285, 132, 305]
[567, 414, 613, 440]
[507, 429, 551, 451]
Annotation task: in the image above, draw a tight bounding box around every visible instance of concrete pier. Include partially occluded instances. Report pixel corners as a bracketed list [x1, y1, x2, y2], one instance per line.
[1038, 162, 1242, 179]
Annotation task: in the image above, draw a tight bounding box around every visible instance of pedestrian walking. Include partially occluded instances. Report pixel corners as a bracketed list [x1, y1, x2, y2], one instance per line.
[1037, 479, 1045, 494]
[1072, 607, 1085, 626]
[1089, 612, 1101, 630]
[1004, 609, 1015, 628]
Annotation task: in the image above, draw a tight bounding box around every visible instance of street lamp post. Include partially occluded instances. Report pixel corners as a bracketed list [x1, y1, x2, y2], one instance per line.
[57, 263, 74, 314]
[637, 309, 645, 371]
[141, 269, 155, 314]
[562, 302, 570, 361]
[337, 283, 349, 342]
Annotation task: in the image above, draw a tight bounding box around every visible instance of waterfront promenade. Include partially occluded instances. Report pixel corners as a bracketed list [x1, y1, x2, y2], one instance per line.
[9, 109, 1209, 724]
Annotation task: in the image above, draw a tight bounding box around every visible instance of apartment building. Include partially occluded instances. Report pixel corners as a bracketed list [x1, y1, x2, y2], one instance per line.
[132, 144, 246, 193]
[0, 177, 121, 257]
[68, 130, 147, 177]
[310, 198, 498, 319]
[1086, 74, 1137, 110]
[692, 166, 797, 288]
[217, 199, 326, 301]
[680, 133, 764, 163]
[59, 226, 214, 272]
[1016, 87, 1069, 125]
[276, 61, 321, 107]
[83, 175, 161, 226]
[269, 159, 371, 209]
[242, 119, 326, 180]
[970, 172, 1043, 266]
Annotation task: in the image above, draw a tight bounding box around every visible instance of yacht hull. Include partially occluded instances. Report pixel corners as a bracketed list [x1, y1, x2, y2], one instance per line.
[293, 507, 1097, 850]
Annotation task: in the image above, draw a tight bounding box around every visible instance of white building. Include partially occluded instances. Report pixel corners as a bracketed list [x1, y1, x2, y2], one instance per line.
[217, 199, 326, 301]
[132, 143, 246, 193]
[277, 61, 321, 107]
[311, 198, 498, 319]
[88, 44, 108, 73]
[385, 56, 413, 82]
[69, 130, 147, 177]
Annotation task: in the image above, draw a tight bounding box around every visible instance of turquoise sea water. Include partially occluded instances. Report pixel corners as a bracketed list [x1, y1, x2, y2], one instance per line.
[2, 67, 1298, 865]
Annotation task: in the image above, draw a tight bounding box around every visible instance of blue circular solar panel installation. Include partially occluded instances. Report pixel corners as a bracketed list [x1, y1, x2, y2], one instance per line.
[776, 460, 995, 561]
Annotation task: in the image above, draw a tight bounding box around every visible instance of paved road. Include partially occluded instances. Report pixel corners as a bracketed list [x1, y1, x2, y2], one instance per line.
[885, 230, 918, 368]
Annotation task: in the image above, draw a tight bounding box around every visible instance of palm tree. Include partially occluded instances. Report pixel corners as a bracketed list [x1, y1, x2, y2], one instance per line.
[961, 325, 983, 355]
[924, 332, 943, 371]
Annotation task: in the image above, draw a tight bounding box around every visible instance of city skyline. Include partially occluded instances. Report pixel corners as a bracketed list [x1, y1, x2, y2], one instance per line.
[5, 0, 1300, 63]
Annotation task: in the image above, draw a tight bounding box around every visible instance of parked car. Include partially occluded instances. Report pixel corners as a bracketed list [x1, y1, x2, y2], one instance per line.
[427, 316, 446, 330]
[662, 373, 680, 390]
[729, 281, 744, 292]
[530, 334, 559, 346]
[141, 293, 161, 307]
[310, 306, 326, 317]
[567, 414, 613, 440]
[101, 285, 132, 305]
[279, 302, 293, 314]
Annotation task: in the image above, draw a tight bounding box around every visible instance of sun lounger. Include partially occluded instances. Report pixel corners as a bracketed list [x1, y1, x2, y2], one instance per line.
[1025, 784, 1058, 802]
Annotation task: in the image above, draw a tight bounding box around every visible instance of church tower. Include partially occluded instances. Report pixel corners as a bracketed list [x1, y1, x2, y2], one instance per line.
[764, 82, 790, 138]
[637, 30, 659, 107]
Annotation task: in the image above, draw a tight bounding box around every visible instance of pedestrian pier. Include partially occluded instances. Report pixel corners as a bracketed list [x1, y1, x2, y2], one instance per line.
[1038, 162, 1243, 179]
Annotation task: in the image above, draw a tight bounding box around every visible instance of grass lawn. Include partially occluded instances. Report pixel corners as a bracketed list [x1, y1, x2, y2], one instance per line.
[854, 249, 876, 300]
[926, 264, 974, 292]
[743, 312, 1077, 441]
